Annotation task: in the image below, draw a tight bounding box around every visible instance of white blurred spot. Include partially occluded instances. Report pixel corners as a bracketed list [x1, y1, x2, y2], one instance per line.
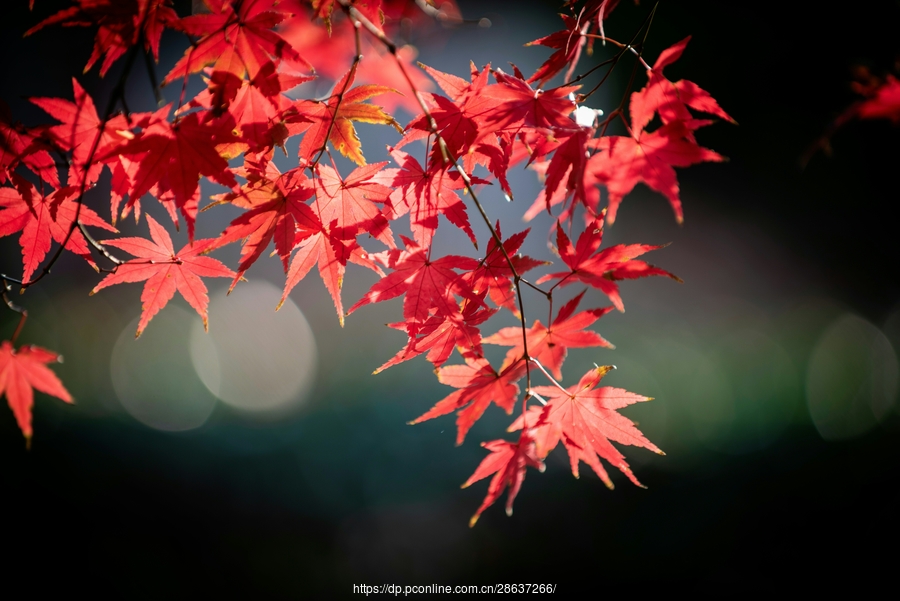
[110, 306, 218, 432]
[807, 314, 898, 440]
[573, 105, 603, 128]
[190, 281, 317, 415]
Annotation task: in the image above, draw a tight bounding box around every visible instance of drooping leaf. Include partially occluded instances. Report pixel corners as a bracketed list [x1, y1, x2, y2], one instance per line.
[511, 365, 662, 488]
[462, 430, 544, 527]
[525, 15, 588, 87]
[629, 37, 735, 137]
[312, 161, 395, 247]
[460, 222, 547, 314]
[280, 224, 382, 326]
[482, 68, 578, 130]
[590, 120, 724, 224]
[0, 341, 73, 443]
[410, 355, 526, 445]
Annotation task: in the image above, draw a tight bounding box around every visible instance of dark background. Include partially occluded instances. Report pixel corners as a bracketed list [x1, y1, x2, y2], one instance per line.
[2, 0, 899, 595]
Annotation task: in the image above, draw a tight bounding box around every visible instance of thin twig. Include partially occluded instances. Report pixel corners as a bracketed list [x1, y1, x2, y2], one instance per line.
[583, 34, 652, 70]
[79, 222, 123, 266]
[577, 3, 657, 104]
[565, 55, 618, 86]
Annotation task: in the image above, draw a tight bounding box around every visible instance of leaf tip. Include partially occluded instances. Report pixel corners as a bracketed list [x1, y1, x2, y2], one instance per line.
[468, 514, 480, 528]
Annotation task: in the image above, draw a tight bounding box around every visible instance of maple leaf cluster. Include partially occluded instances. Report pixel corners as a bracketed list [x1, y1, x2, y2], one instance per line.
[0, 0, 730, 525]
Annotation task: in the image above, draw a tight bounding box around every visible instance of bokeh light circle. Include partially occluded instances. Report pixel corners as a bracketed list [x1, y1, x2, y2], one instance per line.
[110, 306, 219, 432]
[806, 314, 898, 440]
[189, 281, 317, 415]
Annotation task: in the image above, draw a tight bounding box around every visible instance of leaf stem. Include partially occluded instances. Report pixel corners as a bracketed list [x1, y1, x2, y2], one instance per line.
[529, 358, 570, 396]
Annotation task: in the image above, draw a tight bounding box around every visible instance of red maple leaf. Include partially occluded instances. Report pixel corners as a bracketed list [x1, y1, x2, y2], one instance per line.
[91, 214, 236, 337]
[163, 0, 309, 85]
[375, 294, 497, 372]
[856, 75, 900, 123]
[290, 67, 401, 166]
[629, 37, 735, 137]
[348, 235, 479, 324]
[0, 181, 116, 283]
[312, 161, 395, 247]
[589, 120, 724, 224]
[462, 430, 544, 527]
[280, 224, 382, 326]
[526, 14, 588, 87]
[536, 219, 680, 312]
[410, 356, 526, 445]
[30, 78, 130, 188]
[0, 341, 73, 443]
[182, 62, 313, 154]
[483, 290, 614, 380]
[537, 127, 599, 219]
[379, 148, 484, 249]
[210, 161, 320, 285]
[511, 365, 662, 488]
[26, 0, 178, 77]
[482, 68, 578, 130]
[105, 106, 239, 239]
[460, 223, 547, 314]
[404, 63, 498, 161]
[1, 102, 59, 189]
